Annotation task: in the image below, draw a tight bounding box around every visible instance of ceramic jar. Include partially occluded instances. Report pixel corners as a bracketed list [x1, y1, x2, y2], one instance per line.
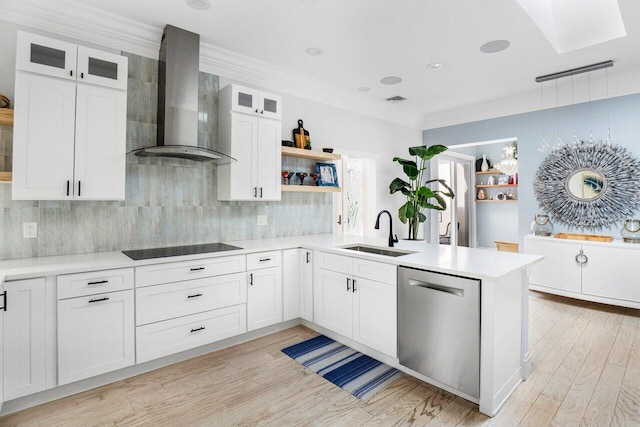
[621, 219, 640, 243]
[531, 214, 554, 236]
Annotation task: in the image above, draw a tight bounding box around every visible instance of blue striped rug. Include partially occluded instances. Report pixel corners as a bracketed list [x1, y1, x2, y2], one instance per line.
[281, 335, 403, 400]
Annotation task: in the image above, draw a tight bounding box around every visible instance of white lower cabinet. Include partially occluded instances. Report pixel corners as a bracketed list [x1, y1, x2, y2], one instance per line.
[136, 304, 247, 363]
[2, 278, 47, 400]
[247, 266, 283, 331]
[314, 252, 397, 357]
[57, 290, 135, 385]
[282, 249, 300, 321]
[299, 249, 314, 322]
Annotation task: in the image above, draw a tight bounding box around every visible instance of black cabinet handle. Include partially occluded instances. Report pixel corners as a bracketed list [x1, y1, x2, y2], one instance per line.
[259, 258, 271, 262]
[0, 291, 6, 311]
[187, 293, 203, 299]
[66, 180, 70, 196]
[254, 108, 258, 113]
[259, 187, 263, 198]
[87, 280, 108, 285]
[190, 267, 205, 272]
[306, 252, 310, 263]
[249, 273, 254, 286]
[78, 181, 81, 197]
[260, 110, 264, 114]
[346, 277, 351, 291]
[80, 72, 84, 79]
[70, 70, 73, 77]
[353, 279, 357, 293]
[190, 326, 205, 333]
[253, 187, 257, 197]
[89, 297, 109, 303]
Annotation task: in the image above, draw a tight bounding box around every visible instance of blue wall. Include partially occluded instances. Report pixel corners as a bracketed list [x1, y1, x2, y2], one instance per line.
[423, 93, 640, 246]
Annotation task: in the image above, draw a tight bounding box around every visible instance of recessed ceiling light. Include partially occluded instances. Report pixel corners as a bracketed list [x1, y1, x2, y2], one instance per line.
[185, 0, 211, 10]
[305, 47, 324, 56]
[480, 40, 510, 53]
[380, 76, 402, 85]
[358, 87, 371, 92]
[427, 62, 442, 69]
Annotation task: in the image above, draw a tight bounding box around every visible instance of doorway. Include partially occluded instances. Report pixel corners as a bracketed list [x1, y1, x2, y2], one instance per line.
[429, 152, 475, 248]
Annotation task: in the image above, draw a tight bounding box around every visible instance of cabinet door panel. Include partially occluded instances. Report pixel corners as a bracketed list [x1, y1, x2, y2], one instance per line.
[12, 73, 76, 200]
[257, 118, 282, 200]
[258, 91, 281, 120]
[353, 278, 397, 357]
[582, 245, 640, 302]
[3, 278, 47, 400]
[299, 249, 314, 322]
[526, 238, 582, 292]
[58, 290, 134, 385]
[230, 85, 259, 115]
[77, 46, 128, 90]
[74, 85, 127, 200]
[16, 31, 77, 80]
[221, 113, 258, 200]
[314, 269, 352, 337]
[282, 249, 300, 321]
[247, 267, 283, 331]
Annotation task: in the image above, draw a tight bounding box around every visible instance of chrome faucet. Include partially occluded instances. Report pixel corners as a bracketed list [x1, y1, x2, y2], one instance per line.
[375, 210, 399, 247]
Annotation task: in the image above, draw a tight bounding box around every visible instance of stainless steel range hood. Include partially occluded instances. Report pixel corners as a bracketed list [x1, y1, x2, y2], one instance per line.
[130, 25, 235, 163]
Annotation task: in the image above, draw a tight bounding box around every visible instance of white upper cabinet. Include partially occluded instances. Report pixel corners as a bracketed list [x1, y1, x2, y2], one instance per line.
[16, 32, 128, 90]
[12, 31, 128, 201]
[230, 84, 281, 120]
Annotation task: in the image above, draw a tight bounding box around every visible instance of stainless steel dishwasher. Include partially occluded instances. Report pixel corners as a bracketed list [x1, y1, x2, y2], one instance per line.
[398, 266, 480, 398]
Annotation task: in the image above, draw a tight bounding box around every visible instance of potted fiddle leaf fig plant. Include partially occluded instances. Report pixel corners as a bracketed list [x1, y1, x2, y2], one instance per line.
[389, 144, 455, 240]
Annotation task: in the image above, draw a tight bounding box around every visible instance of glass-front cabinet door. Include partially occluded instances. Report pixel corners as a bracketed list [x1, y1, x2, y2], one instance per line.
[231, 85, 259, 115]
[16, 31, 77, 80]
[259, 92, 281, 120]
[77, 46, 128, 90]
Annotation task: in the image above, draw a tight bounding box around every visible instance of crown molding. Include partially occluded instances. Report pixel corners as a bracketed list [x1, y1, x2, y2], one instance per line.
[0, 0, 424, 129]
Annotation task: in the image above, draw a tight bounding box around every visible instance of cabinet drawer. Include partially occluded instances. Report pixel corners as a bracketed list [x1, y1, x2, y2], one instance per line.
[135, 255, 246, 288]
[57, 268, 133, 299]
[316, 251, 352, 275]
[136, 304, 247, 363]
[136, 272, 247, 326]
[353, 258, 397, 285]
[246, 251, 281, 270]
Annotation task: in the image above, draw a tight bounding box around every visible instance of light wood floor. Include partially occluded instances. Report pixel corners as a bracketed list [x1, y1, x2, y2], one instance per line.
[1, 291, 639, 426]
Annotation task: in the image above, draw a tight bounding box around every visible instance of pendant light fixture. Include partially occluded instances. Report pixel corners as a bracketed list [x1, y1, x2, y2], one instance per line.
[538, 82, 549, 152]
[553, 80, 564, 150]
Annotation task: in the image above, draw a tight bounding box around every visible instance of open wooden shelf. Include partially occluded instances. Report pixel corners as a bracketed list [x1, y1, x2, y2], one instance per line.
[281, 146, 341, 161]
[475, 184, 518, 188]
[476, 199, 517, 203]
[0, 109, 14, 126]
[0, 171, 12, 183]
[475, 170, 503, 175]
[281, 185, 341, 193]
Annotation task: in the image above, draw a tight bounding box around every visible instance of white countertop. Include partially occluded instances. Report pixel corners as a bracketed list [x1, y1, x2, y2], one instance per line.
[0, 234, 542, 283]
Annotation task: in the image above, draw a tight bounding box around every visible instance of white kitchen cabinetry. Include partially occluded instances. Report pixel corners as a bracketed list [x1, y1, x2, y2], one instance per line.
[228, 84, 281, 120]
[217, 84, 282, 201]
[12, 32, 127, 201]
[525, 235, 640, 308]
[299, 249, 314, 322]
[57, 269, 135, 385]
[2, 278, 47, 400]
[134, 255, 248, 363]
[282, 249, 300, 321]
[314, 252, 397, 357]
[247, 251, 283, 331]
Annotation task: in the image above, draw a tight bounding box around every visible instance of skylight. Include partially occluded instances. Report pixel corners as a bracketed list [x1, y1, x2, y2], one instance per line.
[516, 0, 627, 54]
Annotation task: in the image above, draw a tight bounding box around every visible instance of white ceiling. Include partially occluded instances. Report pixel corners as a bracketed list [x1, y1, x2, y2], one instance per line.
[5, 0, 640, 129]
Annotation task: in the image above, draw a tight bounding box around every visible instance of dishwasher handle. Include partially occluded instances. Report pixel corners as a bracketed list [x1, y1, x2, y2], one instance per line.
[408, 279, 464, 297]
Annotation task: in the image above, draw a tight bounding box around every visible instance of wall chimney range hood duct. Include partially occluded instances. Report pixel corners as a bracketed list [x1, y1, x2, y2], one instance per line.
[130, 25, 235, 163]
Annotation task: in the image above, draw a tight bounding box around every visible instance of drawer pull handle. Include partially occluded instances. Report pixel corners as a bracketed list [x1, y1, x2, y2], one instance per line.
[575, 249, 588, 265]
[306, 252, 311, 263]
[87, 280, 108, 285]
[190, 267, 205, 272]
[347, 277, 351, 291]
[353, 279, 357, 293]
[89, 297, 109, 303]
[249, 273, 254, 286]
[190, 326, 205, 333]
[259, 258, 271, 262]
[187, 293, 203, 299]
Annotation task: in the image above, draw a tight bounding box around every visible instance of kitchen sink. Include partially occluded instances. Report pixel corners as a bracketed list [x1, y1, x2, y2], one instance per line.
[342, 244, 415, 257]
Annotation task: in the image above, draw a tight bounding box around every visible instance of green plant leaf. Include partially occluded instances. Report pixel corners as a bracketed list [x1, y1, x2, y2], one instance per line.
[398, 201, 415, 224]
[403, 164, 419, 179]
[389, 178, 410, 194]
[417, 212, 427, 223]
[392, 158, 417, 168]
[425, 178, 455, 198]
[408, 144, 448, 161]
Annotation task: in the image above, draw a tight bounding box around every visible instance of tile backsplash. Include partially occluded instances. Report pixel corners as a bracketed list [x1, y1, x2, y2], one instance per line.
[0, 53, 331, 260]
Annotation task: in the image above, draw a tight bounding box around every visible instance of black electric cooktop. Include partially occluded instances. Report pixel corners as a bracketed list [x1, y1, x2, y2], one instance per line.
[122, 242, 243, 261]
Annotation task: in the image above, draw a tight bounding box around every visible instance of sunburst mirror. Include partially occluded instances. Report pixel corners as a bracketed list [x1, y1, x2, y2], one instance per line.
[534, 141, 640, 229]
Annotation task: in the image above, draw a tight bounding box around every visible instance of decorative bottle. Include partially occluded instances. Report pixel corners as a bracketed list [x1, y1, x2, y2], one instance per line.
[481, 154, 489, 172]
[621, 219, 640, 243]
[531, 214, 553, 236]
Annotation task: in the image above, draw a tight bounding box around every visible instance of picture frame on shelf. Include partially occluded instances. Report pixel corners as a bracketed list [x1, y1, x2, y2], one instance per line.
[497, 175, 509, 185]
[316, 162, 339, 187]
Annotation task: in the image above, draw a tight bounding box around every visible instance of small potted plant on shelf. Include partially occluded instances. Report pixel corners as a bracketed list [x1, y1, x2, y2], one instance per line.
[389, 145, 454, 240]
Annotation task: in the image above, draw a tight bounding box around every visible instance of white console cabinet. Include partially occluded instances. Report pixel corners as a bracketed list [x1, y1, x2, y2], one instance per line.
[525, 235, 640, 308]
